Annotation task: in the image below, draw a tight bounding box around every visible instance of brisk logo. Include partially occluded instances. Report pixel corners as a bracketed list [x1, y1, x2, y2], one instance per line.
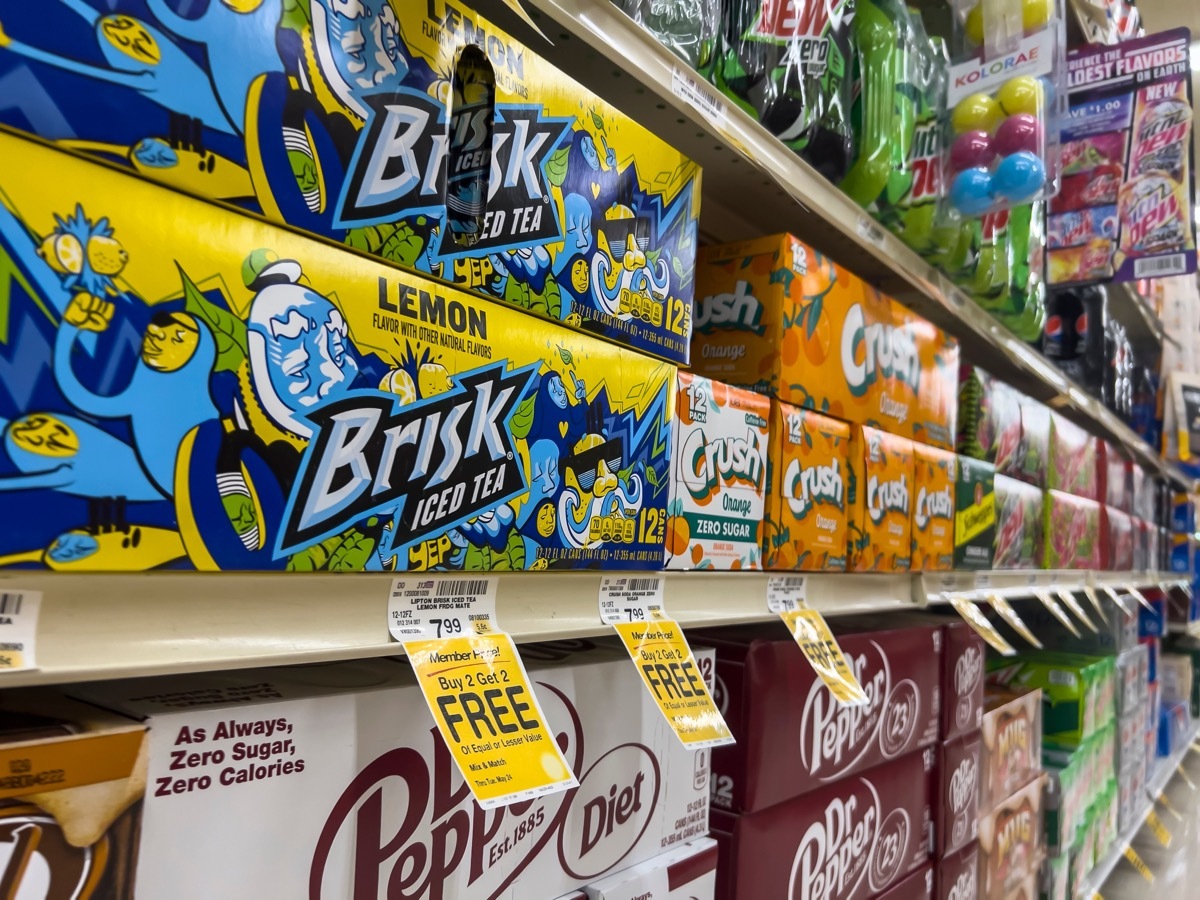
[277, 363, 535, 557]
[336, 89, 571, 256]
[693, 281, 765, 334]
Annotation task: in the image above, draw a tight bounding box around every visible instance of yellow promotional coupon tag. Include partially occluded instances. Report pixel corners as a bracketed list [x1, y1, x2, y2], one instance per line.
[1123, 846, 1154, 883]
[1146, 810, 1173, 848]
[768, 577, 868, 707]
[600, 576, 734, 749]
[389, 577, 577, 809]
[1081, 586, 1109, 625]
[1033, 589, 1081, 637]
[1177, 763, 1196, 791]
[1057, 589, 1099, 633]
[987, 594, 1043, 648]
[1102, 585, 1134, 618]
[1156, 791, 1184, 822]
[1123, 584, 1156, 613]
[945, 595, 1016, 656]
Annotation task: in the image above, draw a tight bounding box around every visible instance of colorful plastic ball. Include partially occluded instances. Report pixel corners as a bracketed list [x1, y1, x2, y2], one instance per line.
[991, 151, 1046, 201]
[950, 130, 996, 171]
[952, 93, 1004, 135]
[965, 4, 985, 45]
[994, 113, 1042, 156]
[1022, 0, 1053, 31]
[997, 76, 1043, 116]
[950, 167, 996, 215]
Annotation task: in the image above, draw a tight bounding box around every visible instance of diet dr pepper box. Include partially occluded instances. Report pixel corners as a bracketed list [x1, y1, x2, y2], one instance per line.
[710, 749, 934, 900]
[0, 0, 702, 363]
[697, 620, 940, 814]
[0, 133, 677, 573]
[665, 373, 769, 570]
[76, 643, 713, 899]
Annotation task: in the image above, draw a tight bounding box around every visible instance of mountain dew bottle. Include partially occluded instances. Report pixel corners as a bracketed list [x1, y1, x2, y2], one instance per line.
[714, 0, 856, 181]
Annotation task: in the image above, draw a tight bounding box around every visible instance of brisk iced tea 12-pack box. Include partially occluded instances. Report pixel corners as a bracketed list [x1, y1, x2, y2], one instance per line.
[847, 426, 915, 572]
[665, 373, 768, 570]
[697, 620, 940, 814]
[0, 1, 701, 362]
[691, 234, 955, 446]
[0, 133, 675, 572]
[77, 643, 713, 899]
[763, 401, 849, 571]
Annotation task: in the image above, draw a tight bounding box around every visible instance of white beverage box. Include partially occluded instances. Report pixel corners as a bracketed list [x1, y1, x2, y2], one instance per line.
[77, 642, 713, 899]
[583, 837, 717, 900]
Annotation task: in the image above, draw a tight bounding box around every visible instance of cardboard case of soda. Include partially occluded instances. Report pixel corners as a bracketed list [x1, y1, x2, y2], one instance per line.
[665, 373, 768, 570]
[0, 692, 148, 899]
[993, 474, 1043, 570]
[913, 443, 956, 572]
[0, 133, 675, 573]
[691, 233, 957, 448]
[0, 1, 701, 363]
[74, 642, 713, 899]
[695, 619, 940, 815]
[583, 837, 717, 900]
[954, 455, 996, 570]
[764, 401, 850, 571]
[847, 425, 915, 572]
[710, 750, 934, 900]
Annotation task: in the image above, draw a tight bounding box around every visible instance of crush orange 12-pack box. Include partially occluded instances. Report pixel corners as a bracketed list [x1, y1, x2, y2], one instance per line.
[665, 372, 769, 570]
[847, 426, 915, 572]
[690, 234, 955, 447]
[763, 401, 849, 571]
[0, 1, 701, 363]
[0, 133, 675, 573]
[912, 443, 957, 572]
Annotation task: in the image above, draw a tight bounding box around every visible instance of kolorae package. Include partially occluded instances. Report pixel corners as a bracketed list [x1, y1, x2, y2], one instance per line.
[0, 134, 674, 572]
[0, 0, 701, 361]
[76, 643, 713, 899]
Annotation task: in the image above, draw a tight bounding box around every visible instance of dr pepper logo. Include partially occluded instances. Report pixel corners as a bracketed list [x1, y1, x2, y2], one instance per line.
[309, 684, 663, 898]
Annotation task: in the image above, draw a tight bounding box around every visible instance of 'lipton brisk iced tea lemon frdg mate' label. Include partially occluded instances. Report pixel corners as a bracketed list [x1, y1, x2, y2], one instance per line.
[666, 373, 769, 570]
[913, 443, 957, 572]
[690, 233, 956, 445]
[847, 426, 914, 572]
[0, 1, 702, 363]
[765, 401, 849, 571]
[0, 132, 675, 573]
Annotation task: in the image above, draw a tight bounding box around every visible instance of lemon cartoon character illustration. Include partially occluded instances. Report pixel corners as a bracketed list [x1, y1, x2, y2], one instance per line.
[379, 368, 417, 405]
[535, 502, 557, 538]
[418, 362, 452, 398]
[141, 312, 202, 372]
[571, 258, 589, 294]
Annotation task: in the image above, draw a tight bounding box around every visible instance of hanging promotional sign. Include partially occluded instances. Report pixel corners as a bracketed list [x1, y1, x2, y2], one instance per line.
[1050, 28, 1195, 284]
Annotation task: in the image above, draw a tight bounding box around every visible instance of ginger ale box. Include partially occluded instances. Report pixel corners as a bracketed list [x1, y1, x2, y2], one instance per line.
[665, 373, 768, 570]
[847, 426, 915, 572]
[691, 234, 954, 444]
[75, 643, 713, 900]
[763, 401, 850, 571]
[954, 457, 996, 570]
[0, 1, 700, 362]
[912, 443, 957, 572]
[0, 133, 675, 572]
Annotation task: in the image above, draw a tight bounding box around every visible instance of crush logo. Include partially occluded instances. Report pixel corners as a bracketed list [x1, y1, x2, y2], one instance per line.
[842, 305, 920, 398]
[336, 89, 572, 256]
[680, 428, 766, 498]
[309, 685, 661, 898]
[914, 485, 952, 531]
[693, 281, 765, 334]
[867, 475, 909, 524]
[785, 459, 844, 517]
[800, 642, 903, 778]
[277, 363, 536, 558]
[788, 780, 880, 900]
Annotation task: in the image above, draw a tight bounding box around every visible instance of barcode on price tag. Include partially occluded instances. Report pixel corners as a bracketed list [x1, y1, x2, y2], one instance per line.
[767, 576, 807, 613]
[599, 575, 665, 624]
[387, 577, 498, 640]
[670, 65, 725, 130]
[0, 590, 40, 672]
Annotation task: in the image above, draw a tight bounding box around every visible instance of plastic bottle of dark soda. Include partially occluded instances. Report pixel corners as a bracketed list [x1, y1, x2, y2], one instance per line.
[1043, 285, 1106, 396]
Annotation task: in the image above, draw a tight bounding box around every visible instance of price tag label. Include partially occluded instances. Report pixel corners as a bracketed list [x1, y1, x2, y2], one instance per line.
[671, 65, 727, 133]
[0, 590, 40, 672]
[987, 594, 1042, 648]
[766, 575, 807, 613]
[946, 595, 1016, 655]
[1057, 589, 1099, 633]
[1034, 589, 1081, 637]
[1123, 846, 1154, 883]
[1102, 585, 1134, 617]
[1082, 586, 1109, 625]
[856, 217, 887, 249]
[389, 578, 576, 809]
[1146, 809, 1173, 847]
[975, 572, 992, 590]
[599, 578, 733, 749]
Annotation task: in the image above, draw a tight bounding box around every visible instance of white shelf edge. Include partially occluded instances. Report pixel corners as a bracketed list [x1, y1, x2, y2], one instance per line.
[496, 0, 1190, 489]
[1076, 721, 1200, 897]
